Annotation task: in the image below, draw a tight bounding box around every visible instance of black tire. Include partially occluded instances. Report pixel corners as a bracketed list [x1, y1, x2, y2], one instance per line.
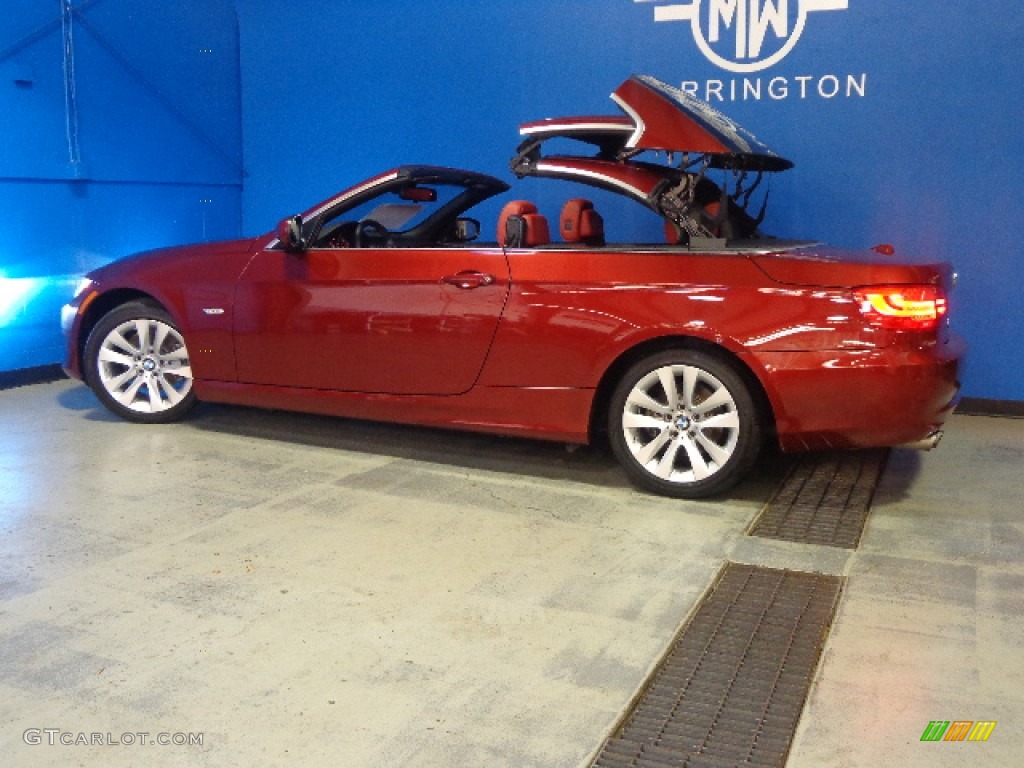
[608, 349, 762, 498]
[83, 301, 197, 423]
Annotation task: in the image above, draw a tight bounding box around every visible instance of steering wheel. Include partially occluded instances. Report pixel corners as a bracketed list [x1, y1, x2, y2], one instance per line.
[354, 219, 389, 248]
[321, 220, 355, 248]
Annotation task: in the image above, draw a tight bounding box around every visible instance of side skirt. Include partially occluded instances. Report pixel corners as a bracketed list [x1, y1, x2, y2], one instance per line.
[192, 379, 595, 444]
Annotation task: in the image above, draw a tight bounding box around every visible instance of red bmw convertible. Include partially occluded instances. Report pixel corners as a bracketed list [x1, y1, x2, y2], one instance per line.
[62, 75, 964, 498]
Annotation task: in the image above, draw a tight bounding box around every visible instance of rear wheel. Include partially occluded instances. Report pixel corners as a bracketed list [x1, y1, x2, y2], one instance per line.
[83, 301, 197, 423]
[608, 349, 762, 498]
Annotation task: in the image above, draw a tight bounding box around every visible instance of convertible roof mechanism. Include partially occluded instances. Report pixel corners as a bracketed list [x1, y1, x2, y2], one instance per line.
[519, 156, 665, 203]
[516, 74, 794, 172]
[518, 115, 635, 159]
[611, 75, 793, 171]
[515, 75, 792, 172]
[511, 75, 793, 242]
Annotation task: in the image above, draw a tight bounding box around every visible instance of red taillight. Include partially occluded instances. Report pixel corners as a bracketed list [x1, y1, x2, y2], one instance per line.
[854, 285, 948, 330]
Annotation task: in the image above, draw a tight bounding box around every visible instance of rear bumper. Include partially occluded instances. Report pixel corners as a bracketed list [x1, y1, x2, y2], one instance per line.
[755, 333, 965, 452]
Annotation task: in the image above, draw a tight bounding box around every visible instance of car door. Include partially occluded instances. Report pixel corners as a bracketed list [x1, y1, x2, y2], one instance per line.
[232, 245, 510, 395]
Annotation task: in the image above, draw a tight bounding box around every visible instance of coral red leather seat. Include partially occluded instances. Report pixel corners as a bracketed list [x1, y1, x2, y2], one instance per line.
[560, 198, 605, 246]
[497, 200, 550, 247]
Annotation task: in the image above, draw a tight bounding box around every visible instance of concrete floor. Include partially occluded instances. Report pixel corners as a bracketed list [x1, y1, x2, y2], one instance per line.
[0, 379, 1021, 768]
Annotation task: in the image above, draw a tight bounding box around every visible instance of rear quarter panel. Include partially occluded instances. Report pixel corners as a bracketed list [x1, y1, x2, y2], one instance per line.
[479, 247, 876, 390]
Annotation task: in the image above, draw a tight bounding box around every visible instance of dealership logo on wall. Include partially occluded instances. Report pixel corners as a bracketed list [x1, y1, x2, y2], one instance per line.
[634, 0, 867, 102]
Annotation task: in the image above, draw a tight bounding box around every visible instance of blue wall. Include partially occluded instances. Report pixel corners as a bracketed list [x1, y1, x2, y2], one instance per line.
[0, 0, 242, 371]
[4, 1, 1021, 401]
[236, 0, 1023, 400]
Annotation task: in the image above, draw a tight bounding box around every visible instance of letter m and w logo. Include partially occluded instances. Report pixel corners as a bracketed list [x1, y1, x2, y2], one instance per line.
[921, 720, 997, 742]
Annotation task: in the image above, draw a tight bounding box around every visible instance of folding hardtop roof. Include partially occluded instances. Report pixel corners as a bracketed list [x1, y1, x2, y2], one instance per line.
[519, 74, 793, 172]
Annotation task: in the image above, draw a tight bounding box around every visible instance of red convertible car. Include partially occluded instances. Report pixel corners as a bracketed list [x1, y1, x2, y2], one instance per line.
[62, 75, 963, 498]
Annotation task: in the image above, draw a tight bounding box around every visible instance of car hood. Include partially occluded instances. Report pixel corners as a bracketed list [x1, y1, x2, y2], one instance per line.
[87, 237, 260, 285]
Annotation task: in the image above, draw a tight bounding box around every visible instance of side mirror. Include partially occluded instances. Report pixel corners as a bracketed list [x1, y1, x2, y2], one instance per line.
[276, 215, 306, 252]
[454, 217, 480, 243]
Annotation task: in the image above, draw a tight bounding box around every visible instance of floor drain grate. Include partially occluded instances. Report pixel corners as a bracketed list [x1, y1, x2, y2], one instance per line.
[590, 563, 842, 768]
[748, 449, 889, 549]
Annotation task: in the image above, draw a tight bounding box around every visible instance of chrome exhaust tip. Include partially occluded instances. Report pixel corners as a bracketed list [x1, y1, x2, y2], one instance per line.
[902, 430, 944, 451]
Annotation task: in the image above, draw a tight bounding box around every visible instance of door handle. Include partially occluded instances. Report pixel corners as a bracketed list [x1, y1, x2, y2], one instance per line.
[441, 271, 495, 289]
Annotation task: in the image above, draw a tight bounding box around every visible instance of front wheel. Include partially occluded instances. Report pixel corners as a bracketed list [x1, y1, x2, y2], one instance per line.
[608, 350, 763, 498]
[83, 301, 197, 423]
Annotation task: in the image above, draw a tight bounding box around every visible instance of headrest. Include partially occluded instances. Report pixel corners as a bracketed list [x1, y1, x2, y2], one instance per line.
[519, 213, 550, 246]
[497, 200, 538, 245]
[560, 198, 604, 245]
[503, 212, 551, 248]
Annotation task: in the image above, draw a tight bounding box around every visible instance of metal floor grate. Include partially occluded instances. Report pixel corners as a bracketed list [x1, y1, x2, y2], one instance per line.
[748, 449, 889, 549]
[591, 563, 842, 768]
